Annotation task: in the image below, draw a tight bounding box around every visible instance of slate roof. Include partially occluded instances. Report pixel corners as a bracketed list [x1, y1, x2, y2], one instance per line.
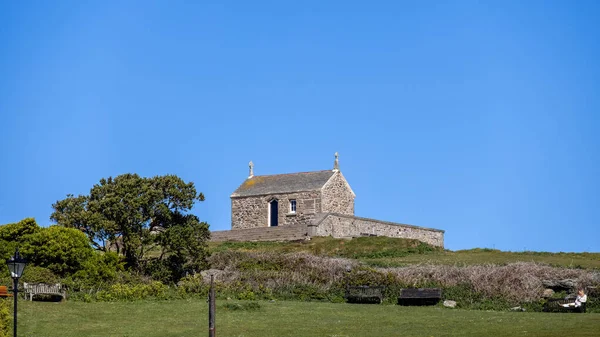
[231, 170, 336, 197]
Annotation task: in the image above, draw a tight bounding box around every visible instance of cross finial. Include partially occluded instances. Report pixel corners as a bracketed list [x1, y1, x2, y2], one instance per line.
[333, 152, 339, 172]
[249, 161, 254, 178]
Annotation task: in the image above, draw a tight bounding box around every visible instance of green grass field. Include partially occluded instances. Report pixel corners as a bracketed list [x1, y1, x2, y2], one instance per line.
[209, 237, 600, 269]
[16, 299, 600, 337]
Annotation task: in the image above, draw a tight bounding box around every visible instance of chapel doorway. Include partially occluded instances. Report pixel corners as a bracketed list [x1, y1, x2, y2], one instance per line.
[269, 200, 278, 227]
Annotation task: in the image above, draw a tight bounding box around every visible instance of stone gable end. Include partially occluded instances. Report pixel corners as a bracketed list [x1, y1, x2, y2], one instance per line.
[321, 172, 355, 215]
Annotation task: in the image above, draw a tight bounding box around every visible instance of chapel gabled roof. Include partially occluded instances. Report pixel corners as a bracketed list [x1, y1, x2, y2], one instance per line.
[230, 170, 336, 198]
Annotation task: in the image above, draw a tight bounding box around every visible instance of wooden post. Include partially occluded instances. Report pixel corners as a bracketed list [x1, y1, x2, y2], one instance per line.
[209, 274, 215, 337]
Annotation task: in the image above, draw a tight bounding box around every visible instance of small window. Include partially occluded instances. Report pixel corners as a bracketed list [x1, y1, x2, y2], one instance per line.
[289, 200, 297, 213]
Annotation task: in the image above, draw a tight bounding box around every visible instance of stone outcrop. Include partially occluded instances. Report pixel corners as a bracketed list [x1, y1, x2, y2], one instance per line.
[542, 279, 577, 292]
[542, 289, 555, 298]
[443, 300, 456, 308]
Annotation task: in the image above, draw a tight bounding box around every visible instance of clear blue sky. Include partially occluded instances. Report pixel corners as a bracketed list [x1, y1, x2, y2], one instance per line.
[1, 1, 598, 252]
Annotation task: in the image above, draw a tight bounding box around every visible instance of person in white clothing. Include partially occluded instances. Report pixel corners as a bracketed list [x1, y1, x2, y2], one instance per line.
[561, 288, 587, 312]
[574, 289, 587, 308]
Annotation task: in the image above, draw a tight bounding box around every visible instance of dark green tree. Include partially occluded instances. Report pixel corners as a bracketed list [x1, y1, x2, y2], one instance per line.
[50, 174, 210, 276]
[0, 218, 42, 276]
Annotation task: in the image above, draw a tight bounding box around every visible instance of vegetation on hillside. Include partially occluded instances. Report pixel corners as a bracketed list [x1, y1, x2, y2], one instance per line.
[195, 249, 599, 311]
[1, 176, 598, 313]
[209, 237, 600, 269]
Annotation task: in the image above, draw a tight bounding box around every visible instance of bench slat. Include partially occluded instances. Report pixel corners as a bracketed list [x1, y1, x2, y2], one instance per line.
[398, 288, 442, 306]
[345, 286, 385, 304]
[23, 283, 66, 301]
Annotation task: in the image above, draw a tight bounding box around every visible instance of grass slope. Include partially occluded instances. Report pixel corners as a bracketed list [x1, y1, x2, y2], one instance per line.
[19, 299, 600, 337]
[209, 237, 600, 269]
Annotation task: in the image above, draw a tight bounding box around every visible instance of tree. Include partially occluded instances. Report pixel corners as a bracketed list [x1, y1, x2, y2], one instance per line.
[0, 218, 43, 275]
[51, 173, 210, 276]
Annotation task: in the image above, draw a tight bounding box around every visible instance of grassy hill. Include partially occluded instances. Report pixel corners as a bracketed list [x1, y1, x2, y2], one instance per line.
[209, 236, 600, 269]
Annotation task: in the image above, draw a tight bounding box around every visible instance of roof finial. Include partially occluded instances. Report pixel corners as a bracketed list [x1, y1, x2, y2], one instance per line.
[249, 161, 254, 178]
[333, 152, 339, 172]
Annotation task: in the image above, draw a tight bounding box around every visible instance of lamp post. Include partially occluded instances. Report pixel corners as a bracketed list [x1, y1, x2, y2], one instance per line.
[7, 248, 27, 337]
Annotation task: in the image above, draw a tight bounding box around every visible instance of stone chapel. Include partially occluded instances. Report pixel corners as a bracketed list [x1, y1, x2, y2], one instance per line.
[210, 153, 444, 247]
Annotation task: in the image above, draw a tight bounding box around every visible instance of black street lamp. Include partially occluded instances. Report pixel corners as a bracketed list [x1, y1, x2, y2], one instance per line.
[7, 248, 27, 337]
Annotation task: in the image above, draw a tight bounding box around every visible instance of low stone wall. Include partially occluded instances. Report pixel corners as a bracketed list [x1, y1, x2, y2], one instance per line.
[309, 213, 444, 248]
[211, 224, 309, 242]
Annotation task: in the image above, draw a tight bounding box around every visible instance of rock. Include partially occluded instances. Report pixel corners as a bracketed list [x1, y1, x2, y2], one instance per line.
[200, 269, 226, 282]
[443, 300, 457, 308]
[542, 279, 577, 292]
[510, 306, 526, 312]
[542, 289, 555, 298]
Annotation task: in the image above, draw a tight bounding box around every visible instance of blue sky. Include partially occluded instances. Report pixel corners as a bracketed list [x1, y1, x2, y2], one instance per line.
[1, 1, 598, 252]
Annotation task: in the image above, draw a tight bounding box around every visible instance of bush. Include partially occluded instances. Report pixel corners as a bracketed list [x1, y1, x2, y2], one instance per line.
[0, 299, 9, 337]
[21, 266, 59, 284]
[21, 226, 94, 276]
[78, 281, 170, 302]
[0, 218, 40, 242]
[71, 252, 124, 287]
[176, 275, 210, 298]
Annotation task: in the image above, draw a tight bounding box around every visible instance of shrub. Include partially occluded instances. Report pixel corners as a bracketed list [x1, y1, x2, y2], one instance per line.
[176, 275, 210, 298]
[0, 299, 9, 337]
[21, 226, 94, 276]
[21, 266, 59, 284]
[71, 252, 124, 287]
[0, 218, 40, 242]
[85, 281, 170, 302]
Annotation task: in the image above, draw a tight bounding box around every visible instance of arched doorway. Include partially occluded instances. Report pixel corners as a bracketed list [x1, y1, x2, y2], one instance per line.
[269, 199, 278, 227]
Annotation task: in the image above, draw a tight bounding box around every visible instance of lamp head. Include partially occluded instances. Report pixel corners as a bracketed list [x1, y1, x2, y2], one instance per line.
[7, 248, 27, 279]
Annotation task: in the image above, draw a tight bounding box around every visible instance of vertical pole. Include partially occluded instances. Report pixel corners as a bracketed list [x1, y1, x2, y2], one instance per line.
[13, 278, 17, 337]
[209, 274, 215, 337]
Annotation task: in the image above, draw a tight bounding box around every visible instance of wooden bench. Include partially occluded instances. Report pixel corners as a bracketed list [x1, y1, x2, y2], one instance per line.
[345, 286, 385, 304]
[0, 285, 13, 298]
[543, 298, 586, 313]
[23, 283, 66, 301]
[398, 288, 442, 306]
